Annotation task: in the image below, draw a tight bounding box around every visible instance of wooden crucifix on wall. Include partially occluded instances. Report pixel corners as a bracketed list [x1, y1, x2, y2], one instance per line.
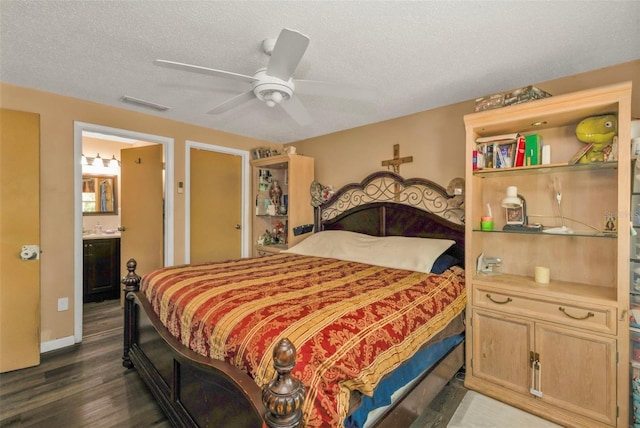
[381, 144, 413, 174]
[381, 144, 413, 200]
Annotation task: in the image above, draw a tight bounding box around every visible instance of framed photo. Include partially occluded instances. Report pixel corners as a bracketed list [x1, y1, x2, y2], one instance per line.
[505, 206, 524, 225]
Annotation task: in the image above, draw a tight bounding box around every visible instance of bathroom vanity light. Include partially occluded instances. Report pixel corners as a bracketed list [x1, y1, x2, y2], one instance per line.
[82, 153, 120, 169]
[108, 155, 120, 168]
[90, 153, 103, 166]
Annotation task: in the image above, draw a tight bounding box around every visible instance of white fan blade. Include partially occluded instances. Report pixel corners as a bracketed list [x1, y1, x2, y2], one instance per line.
[295, 79, 374, 100]
[280, 95, 312, 126]
[266, 29, 309, 81]
[206, 90, 256, 115]
[154, 60, 256, 84]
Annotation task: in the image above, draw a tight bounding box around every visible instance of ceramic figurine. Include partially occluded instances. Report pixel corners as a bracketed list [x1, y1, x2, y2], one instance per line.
[575, 114, 618, 163]
[269, 180, 282, 211]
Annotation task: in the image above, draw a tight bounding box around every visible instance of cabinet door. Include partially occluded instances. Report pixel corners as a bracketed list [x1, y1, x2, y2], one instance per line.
[471, 309, 533, 395]
[83, 239, 120, 302]
[535, 322, 617, 425]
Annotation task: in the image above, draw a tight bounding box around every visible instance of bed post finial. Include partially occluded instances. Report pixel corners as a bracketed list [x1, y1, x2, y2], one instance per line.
[122, 258, 141, 369]
[262, 338, 305, 428]
[122, 258, 141, 292]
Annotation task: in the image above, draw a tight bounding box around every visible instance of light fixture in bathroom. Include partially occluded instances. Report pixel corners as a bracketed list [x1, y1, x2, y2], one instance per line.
[82, 153, 121, 169]
[91, 153, 102, 166]
[109, 155, 120, 168]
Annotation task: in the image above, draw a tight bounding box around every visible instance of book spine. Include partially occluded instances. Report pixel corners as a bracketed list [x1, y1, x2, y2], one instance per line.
[485, 143, 494, 168]
[514, 136, 526, 167]
[496, 143, 507, 168]
[525, 134, 542, 166]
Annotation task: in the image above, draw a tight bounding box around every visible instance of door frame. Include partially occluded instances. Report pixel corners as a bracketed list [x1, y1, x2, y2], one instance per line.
[73, 122, 174, 343]
[184, 141, 250, 263]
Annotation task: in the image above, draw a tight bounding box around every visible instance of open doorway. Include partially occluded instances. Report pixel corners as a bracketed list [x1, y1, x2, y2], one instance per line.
[73, 122, 174, 342]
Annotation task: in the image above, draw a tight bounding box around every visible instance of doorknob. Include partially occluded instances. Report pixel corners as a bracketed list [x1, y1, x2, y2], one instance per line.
[235, 224, 241, 230]
[21, 245, 40, 260]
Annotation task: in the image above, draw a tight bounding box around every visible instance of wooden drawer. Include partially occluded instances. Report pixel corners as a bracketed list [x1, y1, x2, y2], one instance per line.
[474, 285, 617, 335]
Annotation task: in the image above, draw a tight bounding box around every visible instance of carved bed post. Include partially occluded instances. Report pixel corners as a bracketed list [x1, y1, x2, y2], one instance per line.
[121, 258, 141, 369]
[262, 338, 305, 428]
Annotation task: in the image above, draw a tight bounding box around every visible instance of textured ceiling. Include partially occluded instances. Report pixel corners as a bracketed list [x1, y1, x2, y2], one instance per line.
[1, 1, 639, 143]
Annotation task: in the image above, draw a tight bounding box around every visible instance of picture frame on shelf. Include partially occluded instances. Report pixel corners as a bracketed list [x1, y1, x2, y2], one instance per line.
[568, 143, 593, 165]
[505, 206, 524, 225]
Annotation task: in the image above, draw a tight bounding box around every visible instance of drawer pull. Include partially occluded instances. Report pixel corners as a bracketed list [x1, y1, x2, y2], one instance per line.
[558, 307, 594, 320]
[486, 294, 512, 305]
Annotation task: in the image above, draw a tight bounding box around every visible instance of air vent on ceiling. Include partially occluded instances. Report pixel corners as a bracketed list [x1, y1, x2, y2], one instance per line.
[120, 95, 170, 112]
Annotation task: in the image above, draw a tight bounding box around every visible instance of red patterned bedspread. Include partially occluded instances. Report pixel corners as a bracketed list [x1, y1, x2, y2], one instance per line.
[141, 253, 466, 427]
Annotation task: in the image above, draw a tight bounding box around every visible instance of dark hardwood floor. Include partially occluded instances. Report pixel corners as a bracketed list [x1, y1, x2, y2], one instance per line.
[0, 300, 466, 427]
[0, 300, 170, 427]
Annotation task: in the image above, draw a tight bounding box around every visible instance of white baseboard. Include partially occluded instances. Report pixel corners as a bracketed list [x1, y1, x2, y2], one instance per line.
[41, 335, 75, 353]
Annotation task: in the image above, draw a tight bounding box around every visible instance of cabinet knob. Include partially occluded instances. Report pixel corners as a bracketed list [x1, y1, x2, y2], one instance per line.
[235, 224, 242, 230]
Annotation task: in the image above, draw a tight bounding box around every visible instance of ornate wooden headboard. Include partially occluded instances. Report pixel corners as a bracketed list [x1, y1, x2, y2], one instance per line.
[314, 171, 465, 248]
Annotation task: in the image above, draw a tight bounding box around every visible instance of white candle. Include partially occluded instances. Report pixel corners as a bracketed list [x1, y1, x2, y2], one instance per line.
[534, 266, 550, 284]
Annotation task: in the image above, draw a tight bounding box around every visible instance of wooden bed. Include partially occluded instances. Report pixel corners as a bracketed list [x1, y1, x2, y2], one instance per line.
[122, 171, 465, 428]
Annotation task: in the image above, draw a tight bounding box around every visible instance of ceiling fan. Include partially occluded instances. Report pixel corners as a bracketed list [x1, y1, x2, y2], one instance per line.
[155, 28, 360, 126]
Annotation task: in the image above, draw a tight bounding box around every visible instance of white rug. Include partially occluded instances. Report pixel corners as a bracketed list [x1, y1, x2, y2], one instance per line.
[447, 391, 561, 427]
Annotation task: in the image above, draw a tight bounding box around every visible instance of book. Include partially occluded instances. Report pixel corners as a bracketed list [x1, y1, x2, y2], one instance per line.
[514, 135, 526, 167]
[525, 134, 542, 166]
[475, 133, 520, 144]
[478, 147, 485, 169]
[496, 142, 515, 168]
[568, 143, 593, 164]
[485, 143, 494, 168]
[495, 143, 507, 168]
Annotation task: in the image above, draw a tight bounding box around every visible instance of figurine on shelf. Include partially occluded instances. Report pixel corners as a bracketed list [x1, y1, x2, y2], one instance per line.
[269, 180, 283, 213]
[258, 229, 275, 246]
[273, 220, 286, 244]
[575, 114, 618, 163]
[310, 180, 334, 207]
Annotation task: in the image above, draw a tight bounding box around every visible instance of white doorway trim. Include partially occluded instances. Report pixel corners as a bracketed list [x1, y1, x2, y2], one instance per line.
[184, 141, 250, 263]
[73, 122, 174, 344]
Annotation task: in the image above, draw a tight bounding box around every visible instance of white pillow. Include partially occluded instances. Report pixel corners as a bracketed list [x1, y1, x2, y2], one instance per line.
[283, 230, 455, 273]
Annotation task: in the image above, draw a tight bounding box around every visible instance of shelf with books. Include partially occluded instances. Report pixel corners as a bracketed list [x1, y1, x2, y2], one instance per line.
[472, 159, 617, 177]
[464, 82, 632, 427]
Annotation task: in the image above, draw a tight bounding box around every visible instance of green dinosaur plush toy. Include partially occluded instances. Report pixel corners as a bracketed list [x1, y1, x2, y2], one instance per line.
[575, 114, 618, 163]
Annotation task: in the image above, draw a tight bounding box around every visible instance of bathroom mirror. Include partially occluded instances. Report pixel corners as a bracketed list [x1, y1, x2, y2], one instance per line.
[82, 174, 118, 215]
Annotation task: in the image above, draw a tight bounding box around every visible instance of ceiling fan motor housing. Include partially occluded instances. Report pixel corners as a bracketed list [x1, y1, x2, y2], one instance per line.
[252, 68, 294, 107]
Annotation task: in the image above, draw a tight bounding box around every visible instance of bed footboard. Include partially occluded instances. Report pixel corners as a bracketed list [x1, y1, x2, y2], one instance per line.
[121, 259, 304, 428]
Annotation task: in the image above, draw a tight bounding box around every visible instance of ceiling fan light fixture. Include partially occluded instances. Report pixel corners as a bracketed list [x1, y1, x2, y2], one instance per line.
[271, 91, 284, 104]
[263, 90, 288, 107]
[252, 69, 294, 108]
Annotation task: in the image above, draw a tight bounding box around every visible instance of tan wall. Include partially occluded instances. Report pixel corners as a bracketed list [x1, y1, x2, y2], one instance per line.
[293, 59, 640, 190]
[1, 58, 638, 348]
[0, 83, 273, 343]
